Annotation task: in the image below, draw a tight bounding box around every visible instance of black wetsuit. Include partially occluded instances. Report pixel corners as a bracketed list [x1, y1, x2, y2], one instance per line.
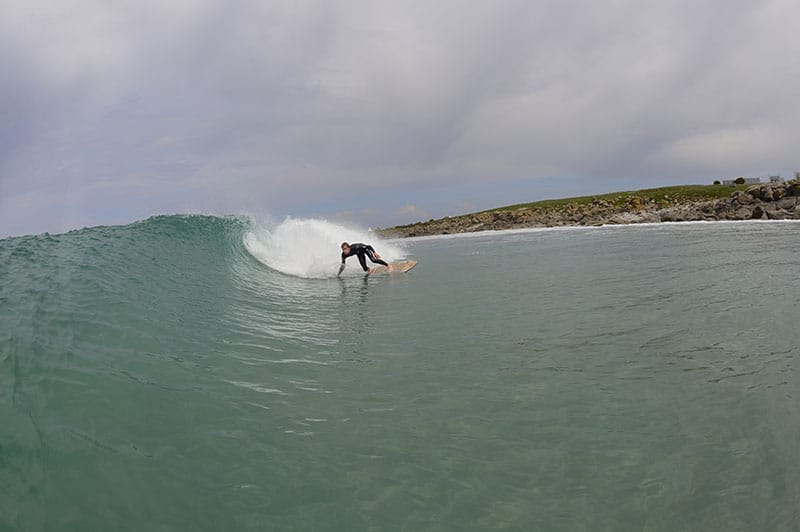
[341, 243, 389, 272]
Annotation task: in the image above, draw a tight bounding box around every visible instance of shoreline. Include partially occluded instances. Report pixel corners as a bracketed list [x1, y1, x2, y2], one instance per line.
[387, 218, 800, 242]
[379, 181, 800, 238]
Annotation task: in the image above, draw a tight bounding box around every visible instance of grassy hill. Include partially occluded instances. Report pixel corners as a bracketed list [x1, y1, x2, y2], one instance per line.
[482, 183, 748, 213]
[379, 183, 754, 237]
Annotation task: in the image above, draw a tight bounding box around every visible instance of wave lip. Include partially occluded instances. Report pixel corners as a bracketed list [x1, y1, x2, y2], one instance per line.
[243, 218, 405, 279]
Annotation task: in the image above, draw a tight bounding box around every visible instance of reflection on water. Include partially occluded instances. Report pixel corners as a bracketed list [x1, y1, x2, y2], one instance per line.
[337, 275, 373, 360]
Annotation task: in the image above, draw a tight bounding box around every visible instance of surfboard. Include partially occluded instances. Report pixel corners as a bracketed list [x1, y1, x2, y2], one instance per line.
[369, 260, 417, 275]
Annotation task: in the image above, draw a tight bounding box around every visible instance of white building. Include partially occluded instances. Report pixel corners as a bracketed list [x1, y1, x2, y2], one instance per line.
[722, 177, 761, 185]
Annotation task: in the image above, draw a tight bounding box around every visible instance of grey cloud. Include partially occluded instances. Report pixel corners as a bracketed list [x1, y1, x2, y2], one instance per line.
[2, 0, 800, 236]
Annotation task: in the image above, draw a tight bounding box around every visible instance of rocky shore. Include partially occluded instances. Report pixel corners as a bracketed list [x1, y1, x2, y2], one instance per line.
[382, 180, 800, 238]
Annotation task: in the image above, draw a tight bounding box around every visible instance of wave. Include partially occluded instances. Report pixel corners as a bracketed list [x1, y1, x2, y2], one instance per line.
[1, 213, 404, 286]
[243, 217, 406, 279]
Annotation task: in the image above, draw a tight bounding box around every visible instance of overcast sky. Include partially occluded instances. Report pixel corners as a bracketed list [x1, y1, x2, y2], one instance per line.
[2, 0, 799, 237]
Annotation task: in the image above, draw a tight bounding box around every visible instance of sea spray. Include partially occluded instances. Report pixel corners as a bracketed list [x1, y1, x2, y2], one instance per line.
[243, 217, 406, 279]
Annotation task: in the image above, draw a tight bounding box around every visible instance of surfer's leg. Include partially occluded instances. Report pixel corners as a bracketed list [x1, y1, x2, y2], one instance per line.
[365, 249, 389, 267]
[357, 252, 369, 271]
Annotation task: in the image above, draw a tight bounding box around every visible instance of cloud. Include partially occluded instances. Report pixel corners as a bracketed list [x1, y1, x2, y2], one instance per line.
[2, 0, 800, 236]
[396, 204, 424, 217]
[390, 204, 429, 224]
[651, 127, 789, 174]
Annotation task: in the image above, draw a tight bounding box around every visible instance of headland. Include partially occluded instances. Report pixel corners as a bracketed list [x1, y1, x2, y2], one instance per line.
[379, 180, 800, 238]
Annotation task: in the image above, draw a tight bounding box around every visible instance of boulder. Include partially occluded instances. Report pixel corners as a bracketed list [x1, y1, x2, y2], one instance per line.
[715, 202, 734, 215]
[626, 196, 643, 209]
[659, 207, 698, 222]
[751, 205, 767, 219]
[733, 191, 754, 205]
[767, 209, 791, 220]
[745, 185, 762, 197]
[785, 181, 800, 197]
[659, 211, 677, 222]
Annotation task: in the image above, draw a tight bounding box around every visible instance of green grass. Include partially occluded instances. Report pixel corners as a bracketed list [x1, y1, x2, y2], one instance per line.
[487, 184, 748, 213]
[384, 183, 750, 231]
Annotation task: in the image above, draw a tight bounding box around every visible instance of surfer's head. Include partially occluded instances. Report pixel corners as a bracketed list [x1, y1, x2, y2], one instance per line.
[341, 242, 350, 253]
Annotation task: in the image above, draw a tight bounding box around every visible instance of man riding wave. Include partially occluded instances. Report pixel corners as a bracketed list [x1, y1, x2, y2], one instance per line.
[337, 242, 391, 276]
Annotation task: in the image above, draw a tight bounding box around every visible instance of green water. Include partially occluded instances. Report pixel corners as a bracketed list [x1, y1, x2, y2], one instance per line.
[1, 216, 799, 530]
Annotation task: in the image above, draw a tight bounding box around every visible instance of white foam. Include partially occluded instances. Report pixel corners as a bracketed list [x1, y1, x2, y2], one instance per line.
[401, 218, 800, 242]
[243, 217, 406, 279]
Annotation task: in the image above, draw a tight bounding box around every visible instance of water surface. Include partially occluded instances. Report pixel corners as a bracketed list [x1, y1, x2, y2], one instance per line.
[1, 217, 798, 530]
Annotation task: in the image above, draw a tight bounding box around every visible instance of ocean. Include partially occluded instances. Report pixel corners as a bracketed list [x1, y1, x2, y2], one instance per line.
[1, 215, 799, 531]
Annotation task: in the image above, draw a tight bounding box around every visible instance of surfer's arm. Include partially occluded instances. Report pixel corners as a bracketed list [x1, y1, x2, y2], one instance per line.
[337, 254, 346, 276]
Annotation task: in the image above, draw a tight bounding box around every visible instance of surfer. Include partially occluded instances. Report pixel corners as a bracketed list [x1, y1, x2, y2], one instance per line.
[338, 242, 390, 276]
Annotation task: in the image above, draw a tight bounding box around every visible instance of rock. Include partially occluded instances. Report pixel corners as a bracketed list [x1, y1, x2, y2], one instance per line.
[715, 202, 734, 215]
[659, 209, 683, 222]
[608, 212, 640, 224]
[767, 209, 791, 220]
[751, 205, 767, 219]
[733, 191, 754, 205]
[626, 196, 643, 209]
[745, 185, 761, 196]
[785, 181, 800, 196]
[744, 185, 779, 202]
[761, 203, 778, 219]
